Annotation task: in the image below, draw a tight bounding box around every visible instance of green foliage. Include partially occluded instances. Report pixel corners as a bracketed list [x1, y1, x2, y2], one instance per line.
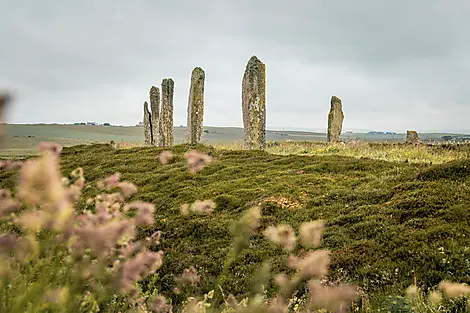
[1, 143, 469, 312]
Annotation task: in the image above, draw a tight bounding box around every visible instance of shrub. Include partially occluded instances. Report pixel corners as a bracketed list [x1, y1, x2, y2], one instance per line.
[0, 143, 363, 312]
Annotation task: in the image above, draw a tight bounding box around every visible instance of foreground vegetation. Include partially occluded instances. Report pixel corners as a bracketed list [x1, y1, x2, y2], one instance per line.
[1, 142, 469, 312]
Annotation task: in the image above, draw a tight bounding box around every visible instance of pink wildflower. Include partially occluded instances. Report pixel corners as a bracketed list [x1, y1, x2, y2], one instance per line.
[176, 266, 200, 286]
[118, 250, 164, 294]
[157, 150, 173, 165]
[97, 172, 121, 190]
[118, 181, 138, 197]
[184, 150, 213, 174]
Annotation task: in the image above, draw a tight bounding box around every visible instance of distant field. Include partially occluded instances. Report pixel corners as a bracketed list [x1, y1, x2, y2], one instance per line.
[1, 124, 469, 162]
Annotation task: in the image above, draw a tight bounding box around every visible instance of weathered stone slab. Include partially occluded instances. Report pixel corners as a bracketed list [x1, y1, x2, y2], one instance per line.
[327, 96, 344, 143]
[143, 101, 152, 145]
[185, 67, 206, 145]
[160, 78, 174, 147]
[149, 86, 160, 146]
[242, 56, 266, 150]
[406, 130, 420, 144]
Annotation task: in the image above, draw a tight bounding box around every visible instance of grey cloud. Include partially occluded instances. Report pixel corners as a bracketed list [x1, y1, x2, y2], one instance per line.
[1, 0, 469, 133]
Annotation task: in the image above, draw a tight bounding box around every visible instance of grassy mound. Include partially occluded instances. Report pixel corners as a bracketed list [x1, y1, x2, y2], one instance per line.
[1, 143, 469, 306]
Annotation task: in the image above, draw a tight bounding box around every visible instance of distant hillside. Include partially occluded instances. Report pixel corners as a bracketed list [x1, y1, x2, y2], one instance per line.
[1, 124, 470, 157]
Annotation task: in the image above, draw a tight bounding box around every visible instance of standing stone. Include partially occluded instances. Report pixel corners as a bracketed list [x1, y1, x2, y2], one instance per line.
[0, 93, 12, 147]
[160, 78, 174, 147]
[406, 130, 420, 144]
[185, 67, 206, 145]
[143, 101, 152, 145]
[242, 55, 266, 150]
[327, 96, 344, 143]
[149, 86, 160, 146]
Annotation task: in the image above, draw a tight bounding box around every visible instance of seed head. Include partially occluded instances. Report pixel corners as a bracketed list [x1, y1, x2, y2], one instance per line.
[44, 287, 69, 306]
[190, 199, 216, 215]
[74, 219, 135, 257]
[124, 201, 155, 226]
[267, 296, 288, 313]
[428, 290, 442, 306]
[438, 281, 470, 298]
[307, 280, 358, 313]
[299, 220, 325, 248]
[263, 224, 296, 252]
[17, 152, 66, 207]
[405, 285, 419, 299]
[0, 159, 22, 171]
[118, 250, 164, 294]
[0, 233, 18, 254]
[226, 294, 238, 309]
[176, 266, 200, 286]
[97, 172, 121, 190]
[296, 250, 330, 279]
[38, 142, 63, 157]
[0, 189, 20, 217]
[180, 203, 190, 216]
[274, 274, 290, 291]
[149, 295, 170, 313]
[185, 150, 213, 174]
[158, 150, 173, 165]
[118, 181, 138, 197]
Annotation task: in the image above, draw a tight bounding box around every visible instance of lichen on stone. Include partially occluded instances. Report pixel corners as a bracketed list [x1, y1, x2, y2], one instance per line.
[149, 86, 160, 146]
[406, 130, 420, 145]
[143, 101, 152, 146]
[185, 67, 205, 145]
[160, 78, 174, 147]
[242, 55, 266, 150]
[327, 96, 344, 143]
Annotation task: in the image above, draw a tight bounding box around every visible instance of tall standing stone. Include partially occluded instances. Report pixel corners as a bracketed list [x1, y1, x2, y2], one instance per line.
[143, 101, 152, 145]
[327, 96, 344, 143]
[149, 86, 160, 146]
[160, 78, 174, 147]
[242, 55, 266, 150]
[0, 94, 11, 147]
[406, 130, 420, 144]
[185, 67, 206, 145]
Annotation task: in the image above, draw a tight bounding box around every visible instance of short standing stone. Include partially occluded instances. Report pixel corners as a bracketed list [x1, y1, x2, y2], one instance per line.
[160, 78, 174, 147]
[327, 96, 344, 143]
[149, 86, 160, 146]
[143, 101, 152, 145]
[242, 55, 266, 150]
[185, 67, 206, 145]
[406, 130, 420, 144]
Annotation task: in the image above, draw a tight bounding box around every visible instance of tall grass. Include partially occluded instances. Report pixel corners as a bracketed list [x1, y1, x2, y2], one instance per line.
[213, 141, 470, 164]
[0, 142, 469, 312]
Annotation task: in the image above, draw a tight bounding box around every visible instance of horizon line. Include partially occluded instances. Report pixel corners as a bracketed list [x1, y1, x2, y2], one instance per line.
[3, 123, 470, 135]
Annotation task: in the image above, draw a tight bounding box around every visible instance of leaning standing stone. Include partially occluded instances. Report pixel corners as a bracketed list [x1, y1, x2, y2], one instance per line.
[160, 78, 174, 147]
[143, 101, 152, 145]
[185, 67, 206, 145]
[406, 130, 420, 144]
[327, 96, 344, 143]
[242, 55, 266, 150]
[149, 86, 160, 146]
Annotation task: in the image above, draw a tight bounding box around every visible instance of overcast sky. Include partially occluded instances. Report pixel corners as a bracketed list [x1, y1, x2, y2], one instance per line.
[1, 0, 469, 133]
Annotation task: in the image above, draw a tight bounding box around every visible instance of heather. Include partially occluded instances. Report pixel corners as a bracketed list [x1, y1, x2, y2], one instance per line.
[1, 142, 469, 311]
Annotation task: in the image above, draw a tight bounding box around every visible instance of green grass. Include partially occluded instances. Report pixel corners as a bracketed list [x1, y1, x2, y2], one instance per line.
[215, 141, 470, 164]
[3, 123, 470, 160]
[1, 143, 469, 310]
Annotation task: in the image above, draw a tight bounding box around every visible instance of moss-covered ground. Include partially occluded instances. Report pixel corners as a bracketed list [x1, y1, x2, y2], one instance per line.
[1, 143, 469, 310]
